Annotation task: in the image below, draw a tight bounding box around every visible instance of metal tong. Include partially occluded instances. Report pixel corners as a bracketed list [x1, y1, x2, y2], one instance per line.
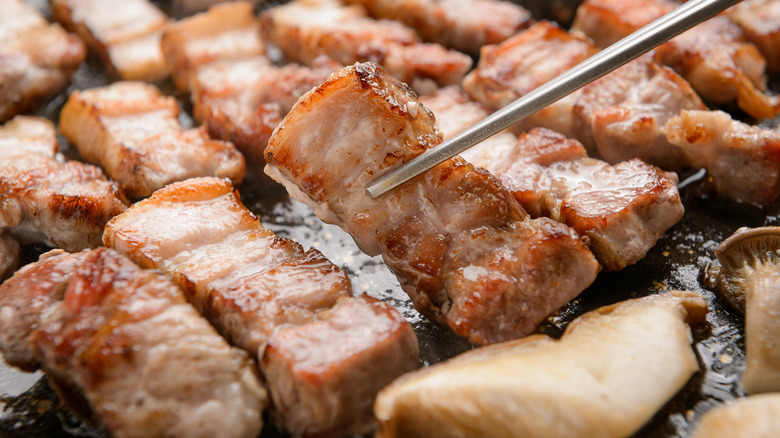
[365, 0, 742, 198]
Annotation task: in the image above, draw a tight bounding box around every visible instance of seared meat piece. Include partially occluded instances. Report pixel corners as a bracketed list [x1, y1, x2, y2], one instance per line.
[664, 110, 780, 208]
[728, 0, 780, 74]
[0, 231, 19, 281]
[571, 0, 676, 48]
[572, 0, 779, 119]
[262, 294, 419, 437]
[259, 0, 472, 91]
[655, 15, 779, 119]
[104, 176, 418, 436]
[344, 0, 533, 55]
[572, 53, 707, 170]
[161, 1, 266, 92]
[0, 248, 268, 438]
[421, 90, 683, 270]
[374, 290, 707, 438]
[0, 0, 85, 122]
[50, 0, 169, 82]
[473, 128, 683, 271]
[192, 56, 339, 165]
[0, 117, 128, 251]
[0, 116, 59, 168]
[462, 21, 598, 138]
[265, 62, 600, 345]
[162, 2, 339, 165]
[103, 177, 351, 354]
[0, 249, 85, 371]
[59, 81, 245, 199]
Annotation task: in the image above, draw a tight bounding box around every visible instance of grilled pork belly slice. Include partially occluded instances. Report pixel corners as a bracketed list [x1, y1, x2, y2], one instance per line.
[0, 117, 129, 251]
[104, 176, 418, 436]
[265, 62, 600, 345]
[0, 248, 268, 438]
[728, 0, 780, 74]
[570, 0, 676, 48]
[59, 81, 245, 199]
[572, 53, 707, 170]
[421, 90, 683, 271]
[162, 2, 339, 165]
[259, 0, 472, 91]
[664, 110, 780, 208]
[472, 128, 683, 272]
[170, 0, 259, 16]
[462, 21, 597, 139]
[0, 249, 85, 371]
[161, 1, 266, 92]
[191, 56, 339, 165]
[262, 294, 419, 437]
[0, 0, 85, 122]
[572, 0, 779, 119]
[344, 0, 533, 55]
[374, 290, 707, 438]
[50, 0, 169, 82]
[655, 15, 780, 120]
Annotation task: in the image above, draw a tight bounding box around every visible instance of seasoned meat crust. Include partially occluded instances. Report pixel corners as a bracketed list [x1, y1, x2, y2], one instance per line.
[0, 248, 268, 438]
[344, 0, 534, 55]
[104, 176, 419, 437]
[0, 116, 129, 251]
[0, 0, 85, 122]
[59, 81, 245, 199]
[50, 0, 169, 81]
[728, 0, 780, 74]
[265, 62, 600, 345]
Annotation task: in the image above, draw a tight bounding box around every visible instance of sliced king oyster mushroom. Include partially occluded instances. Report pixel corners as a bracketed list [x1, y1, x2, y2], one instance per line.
[702, 226, 780, 394]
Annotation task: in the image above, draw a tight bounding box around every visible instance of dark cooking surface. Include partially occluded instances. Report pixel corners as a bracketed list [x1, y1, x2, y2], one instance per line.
[2, 0, 780, 437]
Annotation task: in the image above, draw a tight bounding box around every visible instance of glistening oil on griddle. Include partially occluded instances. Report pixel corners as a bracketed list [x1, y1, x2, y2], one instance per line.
[2, 0, 779, 437]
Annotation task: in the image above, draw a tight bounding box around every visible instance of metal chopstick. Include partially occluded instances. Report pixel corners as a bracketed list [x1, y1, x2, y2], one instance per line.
[365, 0, 743, 198]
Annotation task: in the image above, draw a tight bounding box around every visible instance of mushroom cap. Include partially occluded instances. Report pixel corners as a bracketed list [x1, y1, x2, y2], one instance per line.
[710, 226, 780, 313]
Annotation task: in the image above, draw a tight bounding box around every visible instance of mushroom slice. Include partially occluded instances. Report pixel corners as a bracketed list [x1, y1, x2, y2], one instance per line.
[702, 226, 780, 393]
[374, 290, 706, 438]
[690, 394, 780, 438]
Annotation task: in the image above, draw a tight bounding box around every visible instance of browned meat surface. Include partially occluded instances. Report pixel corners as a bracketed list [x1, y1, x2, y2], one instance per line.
[262, 294, 419, 437]
[570, 0, 676, 48]
[419, 90, 683, 270]
[0, 248, 268, 438]
[104, 176, 418, 436]
[572, 53, 707, 170]
[462, 21, 597, 138]
[59, 81, 245, 198]
[344, 0, 533, 55]
[655, 15, 779, 120]
[729, 0, 780, 74]
[664, 110, 780, 208]
[192, 56, 339, 165]
[476, 128, 683, 271]
[0, 0, 85, 122]
[161, 1, 266, 92]
[0, 249, 86, 371]
[260, 0, 472, 92]
[50, 0, 169, 81]
[162, 2, 339, 165]
[0, 231, 19, 281]
[265, 62, 600, 345]
[0, 116, 128, 251]
[572, 0, 779, 119]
